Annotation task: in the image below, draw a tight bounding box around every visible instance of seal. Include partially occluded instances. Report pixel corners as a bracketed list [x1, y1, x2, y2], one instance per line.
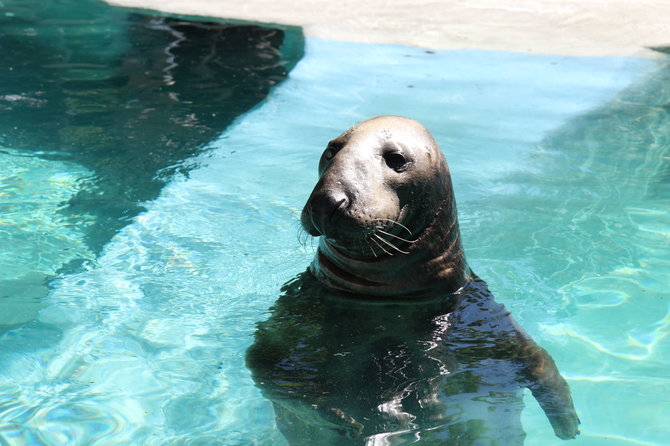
[246, 116, 580, 445]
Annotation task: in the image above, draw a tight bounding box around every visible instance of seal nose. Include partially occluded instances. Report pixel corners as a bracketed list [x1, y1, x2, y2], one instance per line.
[303, 188, 350, 237]
[310, 189, 350, 222]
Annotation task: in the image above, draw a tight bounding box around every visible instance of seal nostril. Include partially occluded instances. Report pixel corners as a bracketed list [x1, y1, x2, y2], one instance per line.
[335, 196, 349, 211]
[323, 187, 349, 210]
[324, 192, 350, 221]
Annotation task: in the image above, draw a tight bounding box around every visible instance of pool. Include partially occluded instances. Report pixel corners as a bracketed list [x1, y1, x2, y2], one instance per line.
[1, 1, 669, 445]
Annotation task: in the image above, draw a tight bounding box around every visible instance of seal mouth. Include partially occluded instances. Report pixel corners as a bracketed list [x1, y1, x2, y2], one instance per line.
[323, 208, 417, 261]
[306, 199, 444, 262]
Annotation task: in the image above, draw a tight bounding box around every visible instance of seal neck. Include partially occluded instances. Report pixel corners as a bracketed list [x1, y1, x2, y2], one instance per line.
[309, 200, 472, 299]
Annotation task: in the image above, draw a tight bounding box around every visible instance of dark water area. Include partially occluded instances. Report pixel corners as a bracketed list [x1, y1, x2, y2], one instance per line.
[0, 0, 304, 255]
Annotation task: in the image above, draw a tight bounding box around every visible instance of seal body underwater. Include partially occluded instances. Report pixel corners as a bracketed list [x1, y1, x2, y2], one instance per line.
[246, 116, 580, 445]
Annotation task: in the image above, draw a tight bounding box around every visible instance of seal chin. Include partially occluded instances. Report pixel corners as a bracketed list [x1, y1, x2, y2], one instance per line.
[324, 238, 376, 262]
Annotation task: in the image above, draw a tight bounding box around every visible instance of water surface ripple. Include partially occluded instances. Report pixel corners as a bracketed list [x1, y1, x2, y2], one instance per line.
[1, 34, 668, 446]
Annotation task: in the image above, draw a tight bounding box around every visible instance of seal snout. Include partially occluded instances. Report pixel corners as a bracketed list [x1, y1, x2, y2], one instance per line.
[301, 187, 351, 238]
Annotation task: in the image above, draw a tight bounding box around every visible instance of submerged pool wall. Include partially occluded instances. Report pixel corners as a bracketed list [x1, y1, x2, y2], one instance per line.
[0, 0, 305, 327]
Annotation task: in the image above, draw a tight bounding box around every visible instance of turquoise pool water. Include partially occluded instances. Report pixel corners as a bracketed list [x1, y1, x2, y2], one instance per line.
[2, 3, 669, 446]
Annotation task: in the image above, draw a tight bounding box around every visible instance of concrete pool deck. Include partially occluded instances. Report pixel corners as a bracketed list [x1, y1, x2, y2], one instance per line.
[105, 0, 670, 58]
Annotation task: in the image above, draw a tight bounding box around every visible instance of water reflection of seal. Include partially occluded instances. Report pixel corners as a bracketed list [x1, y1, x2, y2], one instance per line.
[246, 116, 580, 445]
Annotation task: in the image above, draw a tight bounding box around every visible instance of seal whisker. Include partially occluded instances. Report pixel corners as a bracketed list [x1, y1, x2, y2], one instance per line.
[370, 236, 393, 256]
[363, 236, 379, 258]
[297, 226, 310, 247]
[376, 228, 417, 244]
[377, 218, 412, 236]
[373, 233, 410, 255]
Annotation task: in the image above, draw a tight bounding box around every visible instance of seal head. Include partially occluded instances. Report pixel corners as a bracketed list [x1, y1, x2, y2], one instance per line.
[301, 115, 472, 298]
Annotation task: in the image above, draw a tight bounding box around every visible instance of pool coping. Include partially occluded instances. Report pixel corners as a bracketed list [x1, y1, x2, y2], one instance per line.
[104, 0, 670, 58]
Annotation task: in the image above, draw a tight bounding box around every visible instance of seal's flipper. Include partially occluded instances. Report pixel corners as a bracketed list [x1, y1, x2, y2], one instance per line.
[521, 345, 581, 439]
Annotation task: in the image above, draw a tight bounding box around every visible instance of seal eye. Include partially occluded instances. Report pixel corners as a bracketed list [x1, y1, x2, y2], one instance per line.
[384, 152, 408, 171]
[323, 141, 342, 160]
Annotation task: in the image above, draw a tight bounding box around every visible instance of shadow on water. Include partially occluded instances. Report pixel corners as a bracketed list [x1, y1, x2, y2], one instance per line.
[0, 0, 304, 326]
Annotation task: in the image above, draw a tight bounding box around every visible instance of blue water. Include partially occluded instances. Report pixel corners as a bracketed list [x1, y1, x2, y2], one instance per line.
[2, 9, 670, 446]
